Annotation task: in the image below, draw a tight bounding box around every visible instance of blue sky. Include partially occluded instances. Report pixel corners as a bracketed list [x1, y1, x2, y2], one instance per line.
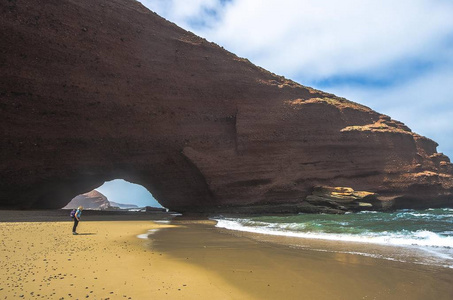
[95, 179, 162, 208]
[98, 1, 453, 207]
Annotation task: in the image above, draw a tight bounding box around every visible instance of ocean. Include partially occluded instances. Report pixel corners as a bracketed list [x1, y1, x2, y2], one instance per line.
[214, 208, 453, 268]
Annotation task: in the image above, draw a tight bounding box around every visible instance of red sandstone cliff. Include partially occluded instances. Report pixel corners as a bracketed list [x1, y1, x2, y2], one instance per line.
[0, 0, 452, 212]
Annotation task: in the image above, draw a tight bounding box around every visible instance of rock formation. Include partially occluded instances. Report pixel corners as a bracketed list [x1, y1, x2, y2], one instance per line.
[1, 0, 452, 213]
[109, 201, 138, 209]
[63, 190, 110, 210]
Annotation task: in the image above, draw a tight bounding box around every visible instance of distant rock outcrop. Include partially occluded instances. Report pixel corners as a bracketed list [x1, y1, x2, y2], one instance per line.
[144, 206, 167, 212]
[0, 0, 452, 212]
[109, 201, 139, 209]
[63, 190, 110, 210]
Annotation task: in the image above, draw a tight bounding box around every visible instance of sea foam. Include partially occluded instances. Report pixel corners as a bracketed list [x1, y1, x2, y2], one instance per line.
[214, 218, 453, 249]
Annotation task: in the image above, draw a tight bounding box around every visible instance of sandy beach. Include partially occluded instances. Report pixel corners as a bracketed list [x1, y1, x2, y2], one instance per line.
[0, 213, 250, 299]
[1, 211, 452, 299]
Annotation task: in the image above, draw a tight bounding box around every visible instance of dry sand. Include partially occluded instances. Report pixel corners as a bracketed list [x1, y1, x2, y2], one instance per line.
[0, 219, 250, 299]
[1, 212, 452, 299]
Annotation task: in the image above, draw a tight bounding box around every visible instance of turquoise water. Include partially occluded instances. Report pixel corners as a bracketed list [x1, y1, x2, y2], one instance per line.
[214, 208, 453, 267]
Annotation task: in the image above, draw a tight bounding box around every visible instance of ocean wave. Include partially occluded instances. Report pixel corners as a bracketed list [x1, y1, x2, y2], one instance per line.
[214, 218, 453, 249]
[136, 228, 161, 239]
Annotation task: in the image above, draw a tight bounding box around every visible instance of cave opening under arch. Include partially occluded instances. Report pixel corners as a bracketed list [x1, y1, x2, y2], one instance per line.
[62, 179, 164, 211]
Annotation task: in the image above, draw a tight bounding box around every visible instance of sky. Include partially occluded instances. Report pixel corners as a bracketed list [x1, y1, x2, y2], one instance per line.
[95, 179, 162, 208]
[98, 0, 453, 207]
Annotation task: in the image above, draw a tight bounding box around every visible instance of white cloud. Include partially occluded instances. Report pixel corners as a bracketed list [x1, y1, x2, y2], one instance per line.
[148, 0, 453, 79]
[139, 0, 227, 28]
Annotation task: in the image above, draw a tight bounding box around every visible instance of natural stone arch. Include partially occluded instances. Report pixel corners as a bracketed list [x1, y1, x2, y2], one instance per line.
[0, 0, 452, 212]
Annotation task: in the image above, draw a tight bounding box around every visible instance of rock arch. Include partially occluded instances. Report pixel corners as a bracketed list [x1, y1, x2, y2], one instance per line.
[1, 0, 452, 212]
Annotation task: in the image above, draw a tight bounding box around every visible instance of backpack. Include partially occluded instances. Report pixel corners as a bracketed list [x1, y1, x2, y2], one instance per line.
[70, 209, 76, 218]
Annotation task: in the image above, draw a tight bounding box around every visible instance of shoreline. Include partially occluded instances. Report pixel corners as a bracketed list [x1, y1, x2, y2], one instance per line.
[211, 209, 453, 270]
[214, 223, 453, 270]
[1, 211, 452, 299]
[153, 220, 453, 299]
[0, 209, 176, 223]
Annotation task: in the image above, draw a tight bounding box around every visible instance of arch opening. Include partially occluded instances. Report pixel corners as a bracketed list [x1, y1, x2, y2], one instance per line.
[63, 179, 165, 212]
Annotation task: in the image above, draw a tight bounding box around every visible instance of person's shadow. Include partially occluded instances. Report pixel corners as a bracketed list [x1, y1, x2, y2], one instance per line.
[75, 233, 96, 235]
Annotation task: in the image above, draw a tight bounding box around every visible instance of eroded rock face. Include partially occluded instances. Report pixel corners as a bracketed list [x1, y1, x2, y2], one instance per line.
[305, 186, 379, 213]
[1, 0, 452, 212]
[63, 190, 110, 210]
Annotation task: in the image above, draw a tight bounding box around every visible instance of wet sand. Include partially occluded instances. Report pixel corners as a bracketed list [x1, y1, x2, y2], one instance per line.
[153, 220, 453, 300]
[1, 211, 452, 299]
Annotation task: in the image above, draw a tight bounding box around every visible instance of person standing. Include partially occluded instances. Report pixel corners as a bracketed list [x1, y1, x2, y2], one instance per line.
[72, 206, 83, 235]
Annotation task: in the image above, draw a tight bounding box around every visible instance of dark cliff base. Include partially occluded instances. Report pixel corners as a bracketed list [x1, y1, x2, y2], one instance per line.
[1, 0, 452, 212]
[0, 209, 173, 222]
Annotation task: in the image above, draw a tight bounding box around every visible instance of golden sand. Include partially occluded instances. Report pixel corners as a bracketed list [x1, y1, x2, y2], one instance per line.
[1, 217, 452, 299]
[0, 220, 250, 299]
